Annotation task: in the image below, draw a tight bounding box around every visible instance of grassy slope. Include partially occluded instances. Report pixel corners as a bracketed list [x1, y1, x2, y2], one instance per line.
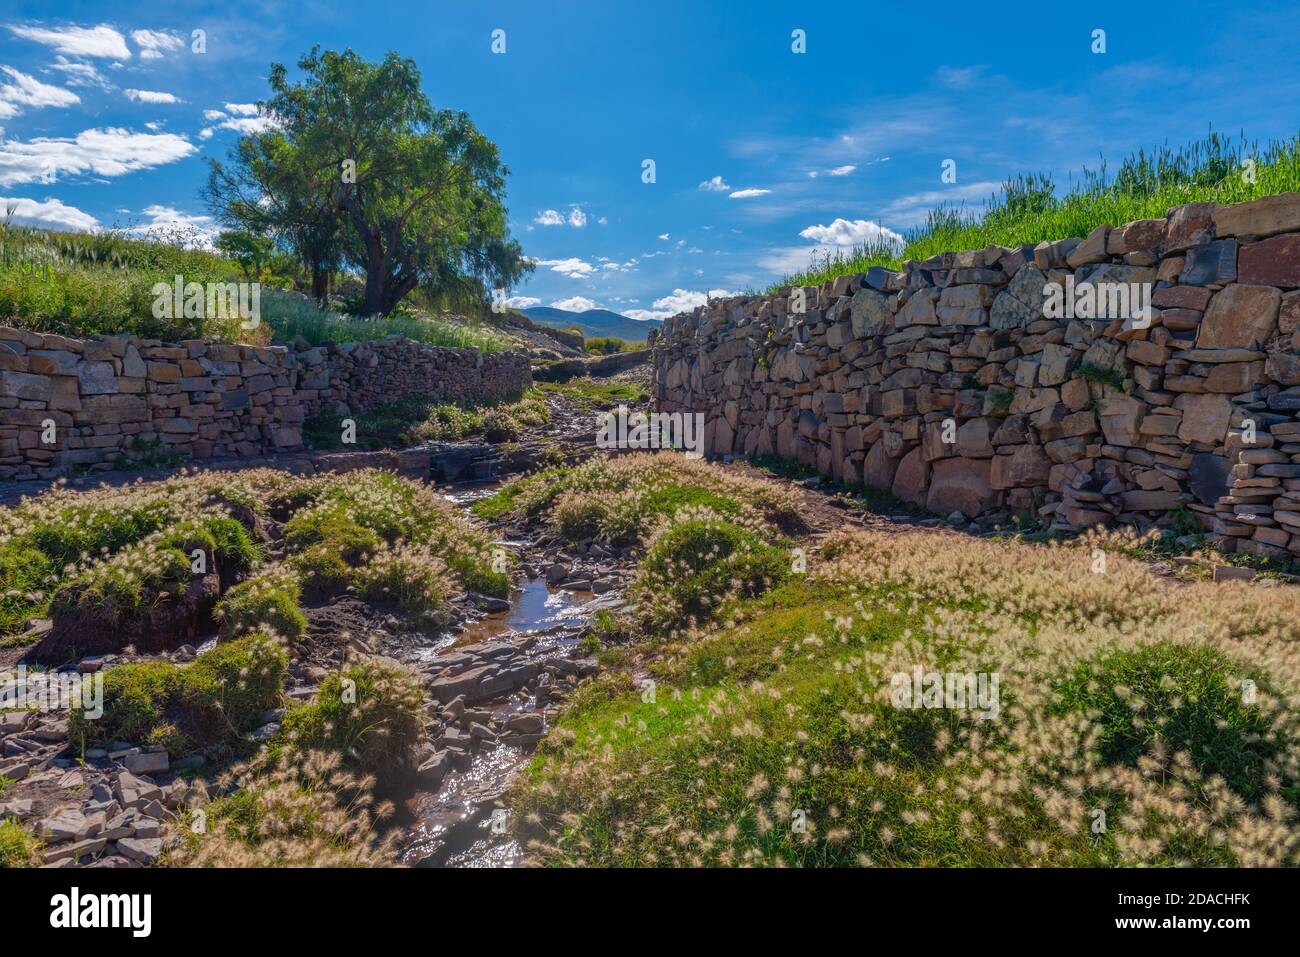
[775, 131, 1300, 291]
[480, 454, 1300, 868]
[0, 223, 510, 350]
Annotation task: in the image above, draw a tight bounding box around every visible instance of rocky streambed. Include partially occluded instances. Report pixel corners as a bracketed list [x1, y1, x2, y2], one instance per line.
[397, 485, 636, 868]
[0, 476, 635, 870]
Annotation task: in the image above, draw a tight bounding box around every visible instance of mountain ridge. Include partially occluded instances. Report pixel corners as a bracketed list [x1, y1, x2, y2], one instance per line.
[523, 306, 660, 342]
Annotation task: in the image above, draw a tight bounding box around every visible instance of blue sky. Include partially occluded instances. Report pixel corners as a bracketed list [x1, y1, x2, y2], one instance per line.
[2, 1, 1299, 322]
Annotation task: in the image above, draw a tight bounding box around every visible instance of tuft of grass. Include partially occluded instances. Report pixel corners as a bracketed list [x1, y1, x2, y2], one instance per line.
[263, 289, 511, 351]
[69, 633, 288, 759]
[215, 566, 308, 641]
[477, 453, 805, 546]
[280, 469, 499, 599]
[632, 513, 792, 629]
[303, 388, 548, 451]
[164, 748, 398, 867]
[1078, 363, 1126, 392]
[0, 817, 40, 868]
[276, 661, 424, 790]
[585, 337, 643, 355]
[1052, 643, 1277, 802]
[536, 378, 650, 412]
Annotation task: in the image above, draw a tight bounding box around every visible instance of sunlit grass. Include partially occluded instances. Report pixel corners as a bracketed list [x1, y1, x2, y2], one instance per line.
[776, 131, 1300, 290]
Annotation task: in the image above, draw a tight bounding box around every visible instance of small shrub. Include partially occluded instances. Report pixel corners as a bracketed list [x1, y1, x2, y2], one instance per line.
[481, 407, 521, 443]
[0, 818, 40, 868]
[70, 634, 288, 757]
[276, 661, 424, 789]
[354, 542, 460, 614]
[216, 566, 308, 641]
[634, 513, 791, 627]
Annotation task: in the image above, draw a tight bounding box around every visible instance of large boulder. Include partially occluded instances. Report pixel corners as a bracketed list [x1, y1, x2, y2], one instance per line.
[1196, 284, 1281, 349]
[926, 457, 996, 517]
[891, 447, 930, 505]
[862, 440, 900, 490]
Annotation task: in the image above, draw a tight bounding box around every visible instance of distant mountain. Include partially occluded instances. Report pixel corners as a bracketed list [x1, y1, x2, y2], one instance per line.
[524, 306, 660, 343]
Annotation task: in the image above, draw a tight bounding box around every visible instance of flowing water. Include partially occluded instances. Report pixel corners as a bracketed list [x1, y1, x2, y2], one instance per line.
[396, 484, 620, 867]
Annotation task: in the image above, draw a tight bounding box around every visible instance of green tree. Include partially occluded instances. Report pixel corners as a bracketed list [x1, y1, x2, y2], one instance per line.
[205, 47, 530, 316]
[214, 229, 275, 278]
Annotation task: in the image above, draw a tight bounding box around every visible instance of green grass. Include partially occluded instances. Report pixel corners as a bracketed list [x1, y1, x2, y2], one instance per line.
[1052, 643, 1279, 803]
[1, 503, 256, 638]
[774, 131, 1300, 291]
[215, 568, 308, 641]
[0, 222, 257, 341]
[48, 516, 260, 635]
[303, 388, 548, 450]
[512, 573, 1267, 867]
[280, 470, 508, 599]
[1078, 363, 1127, 391]
[632, 516, 792, 628]
[536, 378, 650, 412]
[262, 288, 512, 351]
[69, 633, 288, 759]
[0, 818, 40, 868]
[0, 221, 514, 349]
[585, 336, 644, 355]
[275, 661, 424, 789]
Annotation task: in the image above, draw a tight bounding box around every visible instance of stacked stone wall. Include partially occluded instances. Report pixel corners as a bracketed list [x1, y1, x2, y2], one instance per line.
[653, 193, 1300, 558]
[0, 330, 531, 479]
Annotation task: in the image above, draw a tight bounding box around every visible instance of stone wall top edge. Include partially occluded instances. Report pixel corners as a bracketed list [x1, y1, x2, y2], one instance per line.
[659, 192, 1300, 331]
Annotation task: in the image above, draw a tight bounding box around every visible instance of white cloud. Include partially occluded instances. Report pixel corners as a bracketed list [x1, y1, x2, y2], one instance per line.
[657, 232, 669, 240]
[130, 29, 184, 60]
[698, 175, 730, 191]
[0, 127, 197, 187]
[813, 157, 888, 177]
[567, 206, 587, 227]
[0, 66, 79, 118]
[201, 115, 276, 138]
[597, 216, 607, 225]
[202, 109, 226, 121]
[624, 287, 742, 321]
[127, 204, 217, 249]
[0, 194, 98, 231]
[7, 24, 131, 59]
[124, 89, 181, 104]
[534, 208, 564, 226]
[223, 102, 259, 116]
[534, 257, 595, 278]
[505, 295, 540, 309]
[48, 56, 112, 90]
[729, 188, 771, 199]
[551, 296, 599, 312]
[798, 218, 904, 247]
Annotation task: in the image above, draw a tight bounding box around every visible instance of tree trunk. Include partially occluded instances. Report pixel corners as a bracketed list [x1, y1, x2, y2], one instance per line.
[310, 266, 329, 303]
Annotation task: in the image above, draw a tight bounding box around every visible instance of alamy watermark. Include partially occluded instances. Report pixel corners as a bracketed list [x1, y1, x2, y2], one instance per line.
[596, 405, 705, 458]
[1043, 277, 1151, 328]
[1, 666, 103, 719]
[890, 665, 1000, 720]
[151, 275, 261, 329]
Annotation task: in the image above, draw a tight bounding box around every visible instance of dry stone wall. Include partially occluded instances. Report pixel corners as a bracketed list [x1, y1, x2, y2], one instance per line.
[0, 330, 530, 480]
[653, 193, 1300, 559]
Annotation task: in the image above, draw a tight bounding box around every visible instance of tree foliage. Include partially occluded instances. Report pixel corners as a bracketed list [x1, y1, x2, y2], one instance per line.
[205, 47, 530, 316]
